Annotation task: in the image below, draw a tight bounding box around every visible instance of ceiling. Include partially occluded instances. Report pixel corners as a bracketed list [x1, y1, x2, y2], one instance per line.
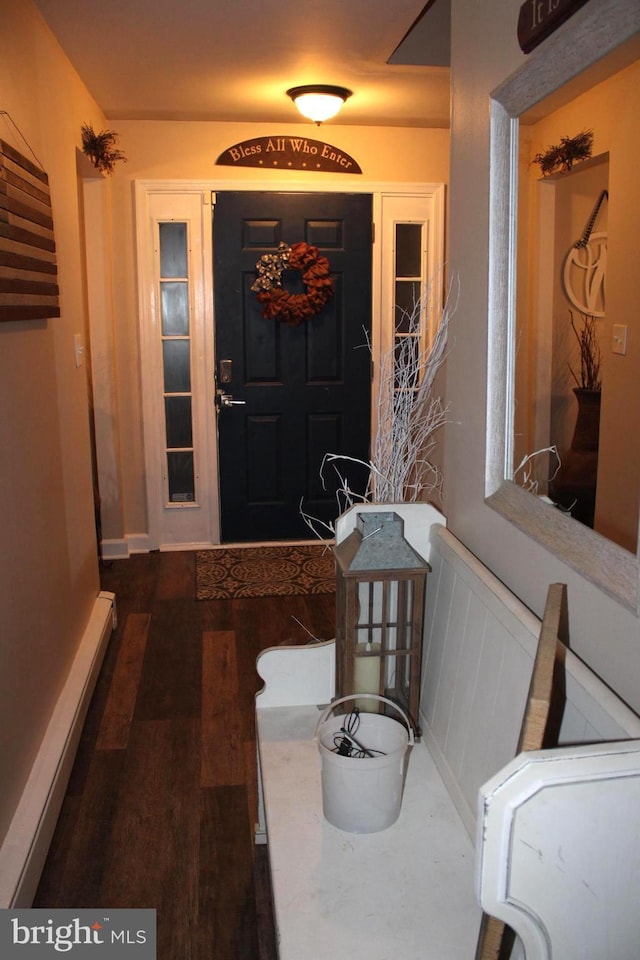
[32, 0, 451, 128]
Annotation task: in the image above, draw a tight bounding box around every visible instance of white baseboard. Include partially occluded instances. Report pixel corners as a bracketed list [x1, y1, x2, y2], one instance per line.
[0, 591, 116, 907]
[101, 538, 129, 559]
[102, 535, 334, 557]
[126, 533, 151, 554]
[101, 533, 151, 559]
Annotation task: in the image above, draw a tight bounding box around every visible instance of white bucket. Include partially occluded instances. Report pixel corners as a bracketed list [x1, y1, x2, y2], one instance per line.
[315, 694, 415, 833]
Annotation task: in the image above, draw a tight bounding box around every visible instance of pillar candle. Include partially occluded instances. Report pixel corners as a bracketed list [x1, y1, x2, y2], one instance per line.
[353, 642, 382, 712]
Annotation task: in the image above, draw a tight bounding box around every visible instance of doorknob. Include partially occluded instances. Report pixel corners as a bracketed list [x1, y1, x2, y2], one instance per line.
[216, 390, 246, 409]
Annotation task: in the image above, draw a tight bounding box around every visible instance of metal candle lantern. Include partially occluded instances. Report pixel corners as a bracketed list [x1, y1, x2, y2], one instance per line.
[333, 512, 431, 730]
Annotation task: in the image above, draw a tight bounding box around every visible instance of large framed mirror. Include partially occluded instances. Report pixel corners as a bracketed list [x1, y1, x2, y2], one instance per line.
[485, 0, 640, 612]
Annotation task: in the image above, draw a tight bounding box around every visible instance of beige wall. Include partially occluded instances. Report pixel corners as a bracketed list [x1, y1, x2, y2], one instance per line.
[0, 0, 104, 843]
[106, 120, 450, 538]
[447, 0, 640, 712]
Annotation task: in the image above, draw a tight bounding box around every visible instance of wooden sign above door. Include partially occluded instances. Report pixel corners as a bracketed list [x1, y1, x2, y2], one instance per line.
[517, 0, 591, 53]
[216, 137, 362, 174]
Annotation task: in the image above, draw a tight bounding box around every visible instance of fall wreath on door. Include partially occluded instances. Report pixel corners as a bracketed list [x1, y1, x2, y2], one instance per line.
[251, 241, 333, 326]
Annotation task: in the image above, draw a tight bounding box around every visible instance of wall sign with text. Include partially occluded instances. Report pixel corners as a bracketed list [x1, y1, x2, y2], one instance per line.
[518, 0, 591, 53]
[216, 137, 362, 174]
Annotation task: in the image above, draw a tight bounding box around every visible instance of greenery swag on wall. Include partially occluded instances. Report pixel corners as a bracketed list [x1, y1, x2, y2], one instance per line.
[81, 123, 127, 175]
[532, 129, 593, 176]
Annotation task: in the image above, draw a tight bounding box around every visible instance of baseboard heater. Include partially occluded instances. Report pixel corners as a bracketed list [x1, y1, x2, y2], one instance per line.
[0, 591, 116, 907]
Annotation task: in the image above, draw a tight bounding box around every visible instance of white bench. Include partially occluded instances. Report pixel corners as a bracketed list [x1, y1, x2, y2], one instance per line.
[255, 506, 640, 960]
[476, 739, 640, 960]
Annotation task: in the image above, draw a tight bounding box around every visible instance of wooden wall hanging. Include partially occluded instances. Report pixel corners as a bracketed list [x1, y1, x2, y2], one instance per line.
[0, 139, 60, 322]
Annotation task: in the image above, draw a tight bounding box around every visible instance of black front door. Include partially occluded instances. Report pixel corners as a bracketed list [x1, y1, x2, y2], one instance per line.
[213, 191, 372, 542]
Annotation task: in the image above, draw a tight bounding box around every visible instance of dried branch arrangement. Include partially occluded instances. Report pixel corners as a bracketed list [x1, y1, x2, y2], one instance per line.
[369, 280, 455, 503]
[301, 273, 457, 537]
[512, 445, 561, 496]
[569, 311, 601, 391]
[532, 129, 593, 176]
[81, 123, 127, 175]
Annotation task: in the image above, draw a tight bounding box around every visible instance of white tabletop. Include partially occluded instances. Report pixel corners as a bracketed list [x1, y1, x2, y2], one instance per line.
[256, 704, 482, 960]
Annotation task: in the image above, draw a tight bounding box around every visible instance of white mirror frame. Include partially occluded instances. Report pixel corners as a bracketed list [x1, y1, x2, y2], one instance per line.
[485, 0, 640, 612]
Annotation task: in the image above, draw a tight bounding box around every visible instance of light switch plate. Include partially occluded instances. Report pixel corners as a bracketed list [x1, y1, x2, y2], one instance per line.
[612, 324, 627, 356]
[74, 333, 84, 367]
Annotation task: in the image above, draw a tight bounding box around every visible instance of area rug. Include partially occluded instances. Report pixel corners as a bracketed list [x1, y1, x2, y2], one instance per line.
[196, 543, 336, 600]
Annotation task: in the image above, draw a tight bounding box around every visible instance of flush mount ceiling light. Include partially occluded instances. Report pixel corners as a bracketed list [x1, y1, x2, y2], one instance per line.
[286, 85, 353, 124]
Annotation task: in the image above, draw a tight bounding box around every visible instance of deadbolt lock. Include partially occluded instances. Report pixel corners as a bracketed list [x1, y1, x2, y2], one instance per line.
[218, 358, 233, 384]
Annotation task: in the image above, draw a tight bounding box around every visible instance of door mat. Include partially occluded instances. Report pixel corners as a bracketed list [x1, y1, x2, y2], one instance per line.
[196, 543, 336, 600]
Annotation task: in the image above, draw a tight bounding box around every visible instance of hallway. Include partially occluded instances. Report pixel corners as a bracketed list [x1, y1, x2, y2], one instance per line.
[33, 549, 336, 959]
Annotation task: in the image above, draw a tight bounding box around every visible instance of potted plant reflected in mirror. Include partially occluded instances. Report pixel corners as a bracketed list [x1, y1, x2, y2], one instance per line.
[549, 311, 602, 527]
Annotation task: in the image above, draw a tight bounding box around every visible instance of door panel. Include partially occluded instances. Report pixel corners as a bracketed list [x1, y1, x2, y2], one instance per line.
[214, 191, 372, 542]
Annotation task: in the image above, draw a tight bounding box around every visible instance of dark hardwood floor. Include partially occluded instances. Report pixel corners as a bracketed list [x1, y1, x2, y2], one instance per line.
[33, 549, 336, 960]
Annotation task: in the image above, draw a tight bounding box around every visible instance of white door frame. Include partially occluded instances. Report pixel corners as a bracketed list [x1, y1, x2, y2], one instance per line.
[135, 179, 445, 549]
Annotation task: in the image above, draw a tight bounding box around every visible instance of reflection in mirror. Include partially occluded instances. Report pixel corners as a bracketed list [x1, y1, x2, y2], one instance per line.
[486, 5, 640, 612]
[513, 47, 640, 554]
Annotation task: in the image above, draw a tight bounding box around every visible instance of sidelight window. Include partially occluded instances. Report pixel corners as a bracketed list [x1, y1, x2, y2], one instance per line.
[393, 222, 427, 392]
[158, 221, 195, 503]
